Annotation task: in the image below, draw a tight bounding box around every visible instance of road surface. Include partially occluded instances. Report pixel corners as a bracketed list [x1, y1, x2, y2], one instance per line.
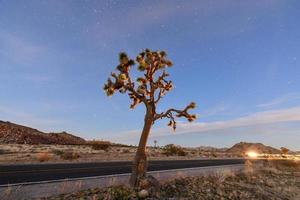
[0, 159, 245, 185]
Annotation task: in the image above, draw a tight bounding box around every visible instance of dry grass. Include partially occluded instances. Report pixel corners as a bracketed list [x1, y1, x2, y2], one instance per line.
[0, 185, 25, 200]
[44, 160, 300, 200]
[36, 152, 52, 162]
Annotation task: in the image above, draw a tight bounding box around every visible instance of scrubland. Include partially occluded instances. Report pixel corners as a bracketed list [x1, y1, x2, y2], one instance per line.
[43, 160, 300, 200]
[0, 143, 238, 164]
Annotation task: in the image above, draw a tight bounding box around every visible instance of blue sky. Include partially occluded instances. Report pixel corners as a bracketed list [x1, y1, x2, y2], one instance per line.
[0, 0, 300, 150]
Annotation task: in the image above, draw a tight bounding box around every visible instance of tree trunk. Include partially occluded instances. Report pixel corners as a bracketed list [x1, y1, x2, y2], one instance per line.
[129, 111, 153, 187]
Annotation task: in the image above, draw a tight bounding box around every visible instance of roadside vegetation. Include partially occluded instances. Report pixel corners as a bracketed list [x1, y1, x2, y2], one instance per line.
[59, 150, 81, 160]
[36, 152, 52, 162]
[0, 148, 5, 155]
[162, 144, 187, 156]
[0, 143, 243, 164]
[88, 140, 111, 151]
[42, 160, 300, 200]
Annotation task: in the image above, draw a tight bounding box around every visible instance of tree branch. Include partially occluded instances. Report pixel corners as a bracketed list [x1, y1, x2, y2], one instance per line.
[103, 50, 196, 123]
[154, 102, 197, 130]
[124, 72, 148, 105]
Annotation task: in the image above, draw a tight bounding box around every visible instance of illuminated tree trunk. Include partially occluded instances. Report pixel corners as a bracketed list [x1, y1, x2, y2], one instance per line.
[129, 110, 153, 187]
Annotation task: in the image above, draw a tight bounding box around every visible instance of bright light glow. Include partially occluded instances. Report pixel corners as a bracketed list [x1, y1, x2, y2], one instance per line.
[246, 151, 258, 158]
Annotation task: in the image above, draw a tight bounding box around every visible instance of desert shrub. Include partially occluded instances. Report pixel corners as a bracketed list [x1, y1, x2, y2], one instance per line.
[106, 185, 134, 200]
[60, 151, 80, 160]
[163, 144, 187, 156]
[88, 140, 111, 151]
[268, 160, 300, 171]
[280, 147, 290, 154]
[177, 150, 187, 156]
[52, 149, 64, 156]
[36, 152, 52, 162]
[0, 149, 6, 154]
[122, 149, 130, 153]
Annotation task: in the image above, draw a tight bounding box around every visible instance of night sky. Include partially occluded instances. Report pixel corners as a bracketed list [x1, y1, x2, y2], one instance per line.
[0, 1, 299, 150]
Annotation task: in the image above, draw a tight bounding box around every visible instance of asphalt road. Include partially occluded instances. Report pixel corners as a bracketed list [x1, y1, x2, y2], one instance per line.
[0, 159, 245, 185]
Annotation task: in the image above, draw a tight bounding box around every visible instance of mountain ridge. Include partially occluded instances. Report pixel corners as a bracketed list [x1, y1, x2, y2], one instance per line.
[0, 120, 86, 145]
[226, 141, 281, 154]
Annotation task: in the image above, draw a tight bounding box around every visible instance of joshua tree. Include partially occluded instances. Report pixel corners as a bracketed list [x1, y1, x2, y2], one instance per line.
[103, 49, 196, 187]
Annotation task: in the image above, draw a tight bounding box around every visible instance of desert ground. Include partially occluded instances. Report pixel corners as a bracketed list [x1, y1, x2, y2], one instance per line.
[40, 160, 300, 200]
[0, 144, 239, 164]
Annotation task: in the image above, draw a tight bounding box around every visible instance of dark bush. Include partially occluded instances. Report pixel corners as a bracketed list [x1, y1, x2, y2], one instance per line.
[52, 149, 64, 156]
[163, 144, 187, 156]
[122, 149, 130, 153]
[107, 185, 134, 200]
[60, 151, 80, 160]
[88, 140, 111, 151]
[0, 149, 6, 154]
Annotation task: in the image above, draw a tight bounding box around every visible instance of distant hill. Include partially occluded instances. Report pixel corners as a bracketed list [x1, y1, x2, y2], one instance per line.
[226, 142, 280, 154]
[0, 120, 86, 145]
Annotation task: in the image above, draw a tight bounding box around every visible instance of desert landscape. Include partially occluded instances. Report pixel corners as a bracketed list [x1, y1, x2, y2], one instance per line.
[0, 121, 287, 164]
[1, 121, 300, 200]
[1, 1, 300, 199]
[41, 160, 300, 200]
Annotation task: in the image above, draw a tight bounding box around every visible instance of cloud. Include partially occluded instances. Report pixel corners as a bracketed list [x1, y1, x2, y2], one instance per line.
[201, 103, 231, 117]
[169, 106, 300, 136]
[90, 0, 287, 45]
[111, 106, 300, 142]
[257, 93, 300, 108]
[0, 30, 46, 63]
